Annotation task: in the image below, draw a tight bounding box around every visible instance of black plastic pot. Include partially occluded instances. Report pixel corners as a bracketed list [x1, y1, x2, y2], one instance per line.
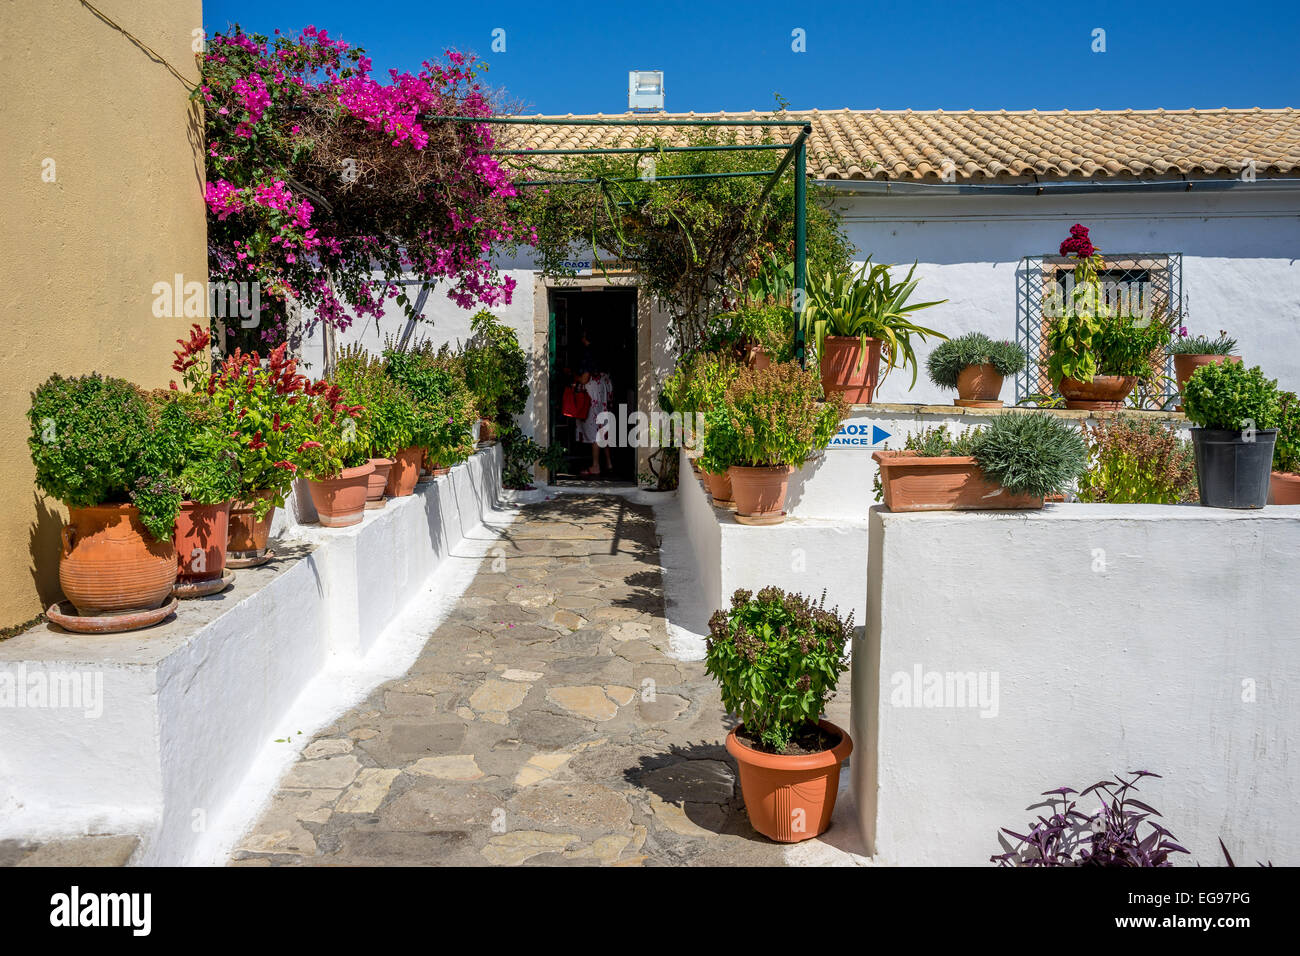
[1190, 428, 1277, 509]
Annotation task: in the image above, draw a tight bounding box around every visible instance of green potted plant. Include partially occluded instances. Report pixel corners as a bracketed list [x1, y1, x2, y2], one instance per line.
[1076, 415, 1198, 504]
[802, 257, 946, 404]
[925, 332, 1027, 407]
[697, 405, 738, 508]
[661, 350, 742, 469]
[706, 586, 853, 843]
[1170, 330, 1241, 408]
[149, 390, 243, 588]
[719, 362, 846, 524]
[27, 374, 181, 624]
[1181, 361, 1281, 509]
[1270, 390, 1299, 504]
[872, 414, 1087, 511]
[173, 325, 311, 557]
[333, 346, 420, 508]
[461, 310, 528, 443]
[292, 383, 374, 527]
[713, 303, 796, 369]
[385, 343, 478, 486]
[1045, 225, 1172, 409]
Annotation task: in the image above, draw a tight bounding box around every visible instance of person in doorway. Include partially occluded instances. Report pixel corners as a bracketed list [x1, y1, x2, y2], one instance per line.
[576, 352, 614, 477]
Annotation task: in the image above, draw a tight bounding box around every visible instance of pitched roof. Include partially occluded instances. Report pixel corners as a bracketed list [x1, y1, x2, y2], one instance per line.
[502, 108, 1300, 184]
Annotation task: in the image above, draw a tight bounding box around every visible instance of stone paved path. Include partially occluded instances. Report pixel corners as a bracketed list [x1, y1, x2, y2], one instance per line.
[232, 494, 810, 866]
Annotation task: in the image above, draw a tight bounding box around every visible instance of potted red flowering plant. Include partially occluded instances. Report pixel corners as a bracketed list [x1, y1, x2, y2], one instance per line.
[292, 382, 373, 527]
[172, 324, 309, 555]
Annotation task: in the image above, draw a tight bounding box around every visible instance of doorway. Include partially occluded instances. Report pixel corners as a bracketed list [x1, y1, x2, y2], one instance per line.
[547, 286, 638, 482]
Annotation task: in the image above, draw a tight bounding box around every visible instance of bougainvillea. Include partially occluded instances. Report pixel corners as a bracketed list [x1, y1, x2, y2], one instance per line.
[197, 25, 531, 349]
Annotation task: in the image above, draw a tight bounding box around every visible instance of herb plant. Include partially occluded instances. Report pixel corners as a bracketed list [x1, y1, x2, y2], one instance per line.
[1077, 416, 1198, 504]
[385, 343, 478, 466]
[1170, 331, 1237, 356]
[1274, 391, 1300, 474]
[148, 390, 243, 505]
[991, 771, 1189, 867]
[290, 383, 369, 481]
[719, 362, 846, 467]
[802, 258, 947, 388]
[705, 587, 852, 753]
[27, 374, 183, 541]
[1181, 361, 1282, 431]
[973, 413, 1088, 498]
[461, 310, 528, 424]
[926, 332, 1026, 390]
[332, 346, 420, 459]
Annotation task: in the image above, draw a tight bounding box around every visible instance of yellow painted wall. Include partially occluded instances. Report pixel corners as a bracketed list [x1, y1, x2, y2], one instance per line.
[0, 0, 207, 629]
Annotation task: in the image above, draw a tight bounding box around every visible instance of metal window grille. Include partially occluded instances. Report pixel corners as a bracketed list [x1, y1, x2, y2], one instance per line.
[1016, 253, 1183, 409]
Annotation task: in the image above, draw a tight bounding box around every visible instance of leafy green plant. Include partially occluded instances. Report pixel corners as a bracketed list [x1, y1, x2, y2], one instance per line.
[27, 374, 183, 541]
[332, 346, 420, 459]
[1171, 331, 1237, 356]
[290, 383, 370, 481]
[710, 304, 797, 362]
[660, 350, 742, 417]
[719, 362, 846, 467]
[705, 586, 852, 753]
[147, 390, 243, 505]
[461, 310, 528, 423]
[499, 424, 565, 489]
[696, 405, 740, 475]
[802, 258, 947, 389]
[1077, 416, 1198, 504]
[926, 333, 1026, 390]
[1182, 361, 1281, 431]
[1272, 391, 1300, 474]
[386, 342, 479, 466]
[973, 413, 1089, 498]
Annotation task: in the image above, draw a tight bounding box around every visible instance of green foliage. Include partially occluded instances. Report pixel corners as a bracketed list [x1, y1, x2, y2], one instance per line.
[519, 123, 852, 349]
[972, 413, 1089, 498]
[332, 346, 420, 459]
[499, 424, 565, 489]
[1171, 331, 1237, 356]
[926, 333, 1026, 390]
[1048, 311, 1172, 386]
[461, 310, 528, 422]
[385, 342, 479, 466]
[705, 587, 852, 753]
[719, 362, 846, 467]
[708, 304, 797, 362]
[802, 258, 947, 389]
[696, 405, 739, 475]
[903, 424, 979, 457]
[1275, 391, 1300, 474]
[1077, 416, 1198, 504]
[290, 389, 369, 481]
[660, 350, 742, 416]
[1182, 361, 1282, 431]
[148, 391, 243, 505]
[27, 374, 182, 541]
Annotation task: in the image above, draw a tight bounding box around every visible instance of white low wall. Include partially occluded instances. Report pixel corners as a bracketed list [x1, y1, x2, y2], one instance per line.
[0, 445, 502, 864]
[852, 503, 1300, 866]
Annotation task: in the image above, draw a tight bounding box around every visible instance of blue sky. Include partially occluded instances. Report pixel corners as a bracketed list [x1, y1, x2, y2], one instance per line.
[203, 0, 1300, 114]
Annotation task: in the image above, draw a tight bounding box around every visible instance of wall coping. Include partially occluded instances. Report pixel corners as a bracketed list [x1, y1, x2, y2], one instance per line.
[848, 402, 1186, 421]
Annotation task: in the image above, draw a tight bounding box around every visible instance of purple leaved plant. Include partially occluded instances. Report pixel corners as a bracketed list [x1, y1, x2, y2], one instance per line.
[991, 770, 1190, 867]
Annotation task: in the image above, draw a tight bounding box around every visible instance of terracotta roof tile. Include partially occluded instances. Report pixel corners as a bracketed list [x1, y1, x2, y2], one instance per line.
[502, 108, 1300, 182]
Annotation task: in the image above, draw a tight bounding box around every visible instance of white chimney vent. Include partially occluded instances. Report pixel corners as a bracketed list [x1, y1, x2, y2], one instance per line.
[628, 71, 664, 111]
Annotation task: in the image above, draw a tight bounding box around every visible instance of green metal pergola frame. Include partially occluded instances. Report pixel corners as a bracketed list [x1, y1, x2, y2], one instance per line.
[445, 114, 814, 362]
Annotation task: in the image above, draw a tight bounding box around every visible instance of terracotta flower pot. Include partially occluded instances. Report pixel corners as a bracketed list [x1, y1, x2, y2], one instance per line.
[228, 490, 275, 554]
[819, 335, 883, 405]
[1174, 353, 1241, 392]
[1270, 471, 1300, 504]
[872, 450, 1044, 512]
[366, 458, 394, 502]
[726, 720, 853, 843]
[744, 345, 772, 370]
[307, 462, 375, 528]
[478, 419, 496, 443]
[955, 363, 1004, 407]
[385, 446, 423, 498]
[705, 469, 734, 507]
[59, 504, 177, 617]
[1058, 374, 1137, 410]
[174, 500, 232, 581]
[728, 464, 793, 525]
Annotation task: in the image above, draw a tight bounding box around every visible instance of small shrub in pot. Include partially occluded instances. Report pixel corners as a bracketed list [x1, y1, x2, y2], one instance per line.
[1270, 390, 1300, 503]
[1182, 361, 1281, 508]
[926, 332, 1025, 406]
[706, 586, 853, 841]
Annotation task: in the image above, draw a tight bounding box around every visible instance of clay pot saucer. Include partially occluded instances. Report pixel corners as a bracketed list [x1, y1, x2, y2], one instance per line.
[227, 548, 275, 569]
[174, 570, 235, 599]
[954, 398, 1004, 408]
[46, 597, 178, 634]
[733, 512, 786, 526]
[365, 497, 389, 510]
[417, 472, 435, 484]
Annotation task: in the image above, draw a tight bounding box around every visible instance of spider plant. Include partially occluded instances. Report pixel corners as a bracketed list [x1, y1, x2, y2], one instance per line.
[801, 258, 947, 387]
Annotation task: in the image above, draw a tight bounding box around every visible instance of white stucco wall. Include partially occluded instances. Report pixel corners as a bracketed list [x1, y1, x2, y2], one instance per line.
[836, 186, 1300, 405]
[853, 503, 1300, 866]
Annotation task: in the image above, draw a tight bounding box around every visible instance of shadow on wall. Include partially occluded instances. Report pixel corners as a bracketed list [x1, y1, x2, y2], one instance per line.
[28, 494, 64, 612]
[784, 452, 831, 512]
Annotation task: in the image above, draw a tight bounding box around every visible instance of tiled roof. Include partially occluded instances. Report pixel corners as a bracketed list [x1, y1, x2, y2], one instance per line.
[501, 108, 1300, 183]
